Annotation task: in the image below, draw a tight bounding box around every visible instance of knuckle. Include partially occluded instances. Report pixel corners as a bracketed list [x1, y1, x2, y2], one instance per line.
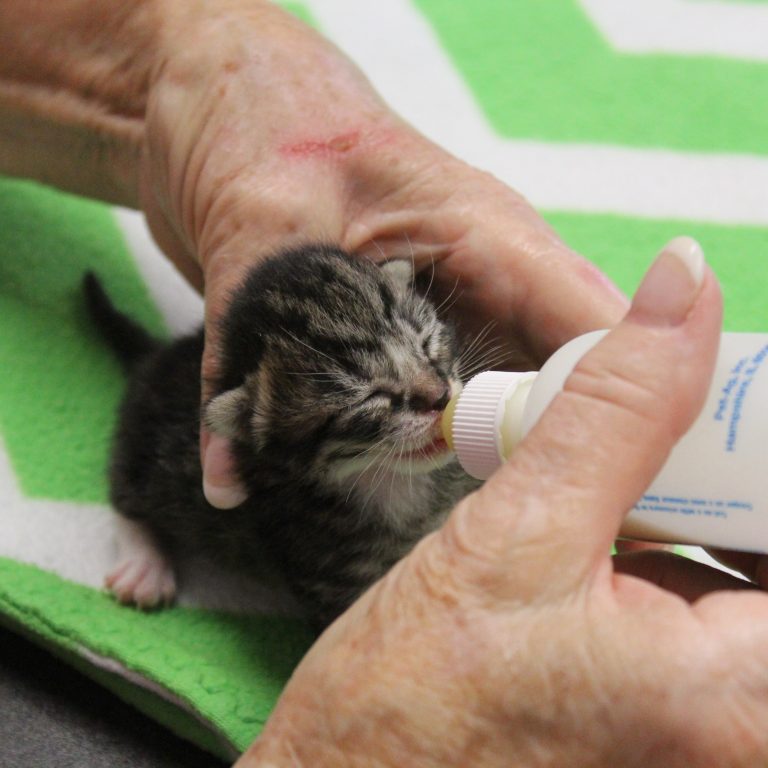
[425, 496, 520, 601]
[564, 355, 673, 434]
[404, 528, 471, 609]
[388, 501, 498, 612]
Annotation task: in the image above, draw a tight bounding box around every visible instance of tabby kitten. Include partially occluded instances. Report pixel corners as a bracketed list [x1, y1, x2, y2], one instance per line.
[85, 244, 478, 628]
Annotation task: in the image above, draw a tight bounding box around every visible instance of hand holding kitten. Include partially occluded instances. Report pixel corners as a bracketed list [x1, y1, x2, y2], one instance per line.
[134, 2, 630, 506]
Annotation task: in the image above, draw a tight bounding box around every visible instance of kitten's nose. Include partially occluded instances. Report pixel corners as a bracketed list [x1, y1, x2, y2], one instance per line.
[409, 383, 451, 413]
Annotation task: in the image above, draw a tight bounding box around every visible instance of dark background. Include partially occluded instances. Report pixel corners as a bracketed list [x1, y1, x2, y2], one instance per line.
[0, 624, 228, 768]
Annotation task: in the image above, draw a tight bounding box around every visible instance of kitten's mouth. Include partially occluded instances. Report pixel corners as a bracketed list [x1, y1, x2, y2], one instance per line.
[403, 436, 450, 460]
[397, 412, 454, 465]
[391, 433, 453, 474]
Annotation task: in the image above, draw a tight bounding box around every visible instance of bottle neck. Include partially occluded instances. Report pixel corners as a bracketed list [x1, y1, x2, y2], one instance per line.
[499, 376, 536, 456]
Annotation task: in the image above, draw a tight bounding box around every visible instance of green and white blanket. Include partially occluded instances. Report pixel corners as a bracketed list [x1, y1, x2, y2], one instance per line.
[1, 1, 766, 759]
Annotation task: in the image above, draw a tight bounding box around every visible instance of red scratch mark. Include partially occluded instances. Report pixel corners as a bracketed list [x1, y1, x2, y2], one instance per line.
[279, 130, 362, 158]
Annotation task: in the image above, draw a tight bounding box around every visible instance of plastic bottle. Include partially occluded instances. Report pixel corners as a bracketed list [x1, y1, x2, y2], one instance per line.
[443, 330, 768, 552]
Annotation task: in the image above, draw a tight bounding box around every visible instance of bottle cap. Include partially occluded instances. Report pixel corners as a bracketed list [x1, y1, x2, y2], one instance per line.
[446, 370, 537, 480]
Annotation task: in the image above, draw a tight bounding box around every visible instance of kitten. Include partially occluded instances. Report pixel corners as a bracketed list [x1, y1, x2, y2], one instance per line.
[85, 244, 478, 628]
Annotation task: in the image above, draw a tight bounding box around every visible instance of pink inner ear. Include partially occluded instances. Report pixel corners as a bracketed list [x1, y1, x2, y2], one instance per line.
[203, 433, 248, 509]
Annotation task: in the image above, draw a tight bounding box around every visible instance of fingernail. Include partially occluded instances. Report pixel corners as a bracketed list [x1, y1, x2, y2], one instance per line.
[203, 434, 248, 509]
[203, 479, 248, 509]
[631, 236, 705, 326]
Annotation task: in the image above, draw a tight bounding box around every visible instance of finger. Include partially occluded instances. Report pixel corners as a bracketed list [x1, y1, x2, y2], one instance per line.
[138, 151, 206, 294]
[705, 548, 768, 589]
[202, 433, 248, 509]
[199, 226, 342, 505]
[432, 180, 629, 362]
[446, 237, 722, 598]
[198, 181, 346, 405]
[614, 551, 755, 602]
[348, 160, 628, 364]
[199, 255, 253, 508]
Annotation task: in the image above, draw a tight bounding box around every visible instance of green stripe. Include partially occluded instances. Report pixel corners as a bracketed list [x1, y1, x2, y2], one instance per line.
[414, 0, 768, 154]
[0, 178, 167, 502]
[279, 1, 316, 27]
[544, 211, 768, 331]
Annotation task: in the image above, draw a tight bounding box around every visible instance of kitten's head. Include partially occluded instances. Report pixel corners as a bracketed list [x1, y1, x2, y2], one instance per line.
[206, 245, 462, 480]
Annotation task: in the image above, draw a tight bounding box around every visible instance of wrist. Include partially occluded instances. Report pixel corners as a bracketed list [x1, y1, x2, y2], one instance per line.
[0, 0, 160, 205]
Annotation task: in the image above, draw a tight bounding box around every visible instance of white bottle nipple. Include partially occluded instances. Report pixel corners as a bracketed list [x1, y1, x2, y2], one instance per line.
[444, 371, 537, 480]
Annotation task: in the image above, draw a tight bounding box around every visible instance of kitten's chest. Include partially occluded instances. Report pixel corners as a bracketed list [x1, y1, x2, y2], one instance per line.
[339, 463, 464, 537]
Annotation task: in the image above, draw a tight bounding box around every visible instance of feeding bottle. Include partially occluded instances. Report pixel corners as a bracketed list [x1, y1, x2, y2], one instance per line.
[442, 330, 768, 552]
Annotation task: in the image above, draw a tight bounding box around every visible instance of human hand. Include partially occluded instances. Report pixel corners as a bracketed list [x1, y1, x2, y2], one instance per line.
[136, 1, 628, 507]
[234, 240, 768, 768]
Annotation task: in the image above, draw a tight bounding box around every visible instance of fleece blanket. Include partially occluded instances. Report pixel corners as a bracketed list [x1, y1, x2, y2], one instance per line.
[1, 0, 767, 760]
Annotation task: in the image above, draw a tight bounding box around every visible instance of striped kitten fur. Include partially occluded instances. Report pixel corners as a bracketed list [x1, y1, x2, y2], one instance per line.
[85, 245, 479, 628]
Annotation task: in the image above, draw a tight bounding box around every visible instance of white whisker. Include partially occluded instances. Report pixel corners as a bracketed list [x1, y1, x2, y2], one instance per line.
[459, 322, 498, 363]
[433, 276, 463, 316]
[343, 436, 391, 505]
[459, 351, 516, 377]
[359, 440, 399, 516]
[458, 342, 508, 371]
[371, 238, 387, 262]
[402, 233, 416, 302]
[458, 332, 505, 364]
[423, 248, 436, 301]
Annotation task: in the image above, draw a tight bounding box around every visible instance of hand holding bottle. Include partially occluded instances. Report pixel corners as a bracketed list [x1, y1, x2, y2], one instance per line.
[237, 243, 768, 766]
[448, 239, 768, 554]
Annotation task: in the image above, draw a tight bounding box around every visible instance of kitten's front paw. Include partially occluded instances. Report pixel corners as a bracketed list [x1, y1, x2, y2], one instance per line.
[105, 554, 177, 609]
[105, 516, 176, 609]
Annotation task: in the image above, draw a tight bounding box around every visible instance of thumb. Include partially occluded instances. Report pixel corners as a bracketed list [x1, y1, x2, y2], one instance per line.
[444, 237, 723, 598]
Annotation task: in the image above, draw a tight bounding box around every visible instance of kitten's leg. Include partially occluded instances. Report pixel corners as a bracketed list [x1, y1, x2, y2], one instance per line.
[105, 516, 176, 609]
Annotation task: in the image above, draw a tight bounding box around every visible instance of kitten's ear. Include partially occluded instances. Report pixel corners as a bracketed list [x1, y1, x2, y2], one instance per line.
[380, 259, 414, 296]
[205, 386, 251, 440]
